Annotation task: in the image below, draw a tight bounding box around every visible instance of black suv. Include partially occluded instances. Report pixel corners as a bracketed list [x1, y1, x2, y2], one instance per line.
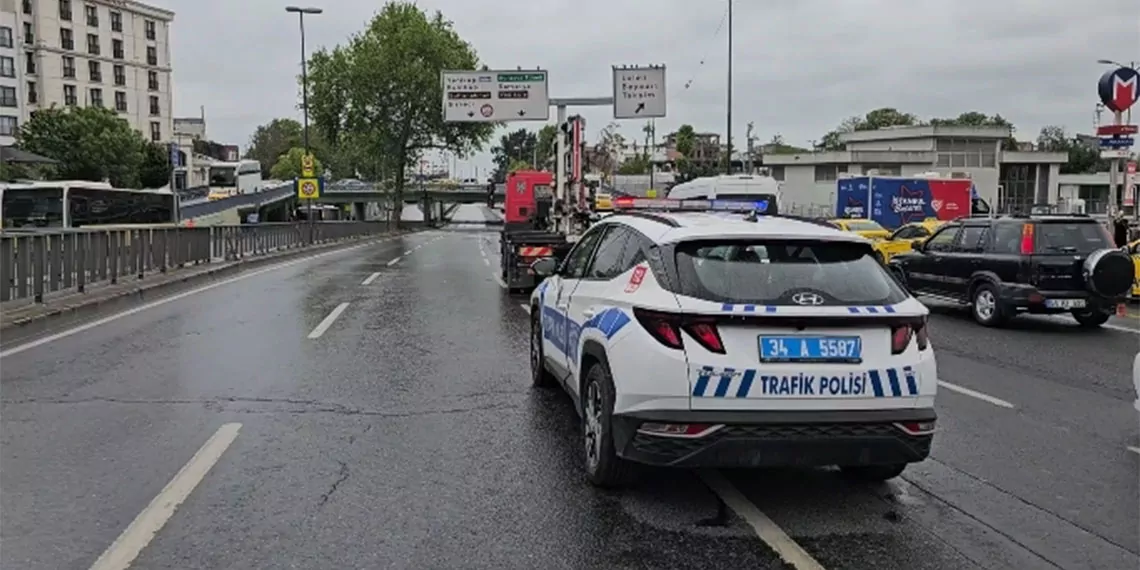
[889, 214, 1135, 327]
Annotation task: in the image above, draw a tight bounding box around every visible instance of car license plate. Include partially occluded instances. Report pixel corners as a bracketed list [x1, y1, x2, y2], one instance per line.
[1044, 298, 1086, 309]
[759, 336, 862, 363]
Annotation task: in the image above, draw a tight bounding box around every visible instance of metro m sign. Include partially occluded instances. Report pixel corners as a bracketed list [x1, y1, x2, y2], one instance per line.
[1098, 66, 1140, 113]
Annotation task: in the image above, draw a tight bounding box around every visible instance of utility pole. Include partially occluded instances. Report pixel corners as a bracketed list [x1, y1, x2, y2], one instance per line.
[724, 0, 733, 175]
[745, 122, 754, 174]
[286, 6, 322, 239]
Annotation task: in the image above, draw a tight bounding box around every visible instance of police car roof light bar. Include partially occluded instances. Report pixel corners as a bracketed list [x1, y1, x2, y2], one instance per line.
[611, 197, 770, 213]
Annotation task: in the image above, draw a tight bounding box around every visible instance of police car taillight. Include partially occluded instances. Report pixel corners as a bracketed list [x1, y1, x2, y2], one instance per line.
[633, 308, 684, 349]
[683, 322, 725, 354]
[637, 422, 723, 438]
[894, 421, 936, 436]
[914, 318, 929, 351]
[890, 325, 913, 354]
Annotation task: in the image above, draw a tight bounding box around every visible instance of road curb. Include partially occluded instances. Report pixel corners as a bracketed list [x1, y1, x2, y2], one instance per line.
[0, 230, 419, 340]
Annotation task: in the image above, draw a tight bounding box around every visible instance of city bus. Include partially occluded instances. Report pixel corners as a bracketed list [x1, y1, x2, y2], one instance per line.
[208, 159, 263, 199]
[0, 181, 176, 228]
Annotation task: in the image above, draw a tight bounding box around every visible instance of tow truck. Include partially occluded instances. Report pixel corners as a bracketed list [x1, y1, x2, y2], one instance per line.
[498, 115, 595, 292]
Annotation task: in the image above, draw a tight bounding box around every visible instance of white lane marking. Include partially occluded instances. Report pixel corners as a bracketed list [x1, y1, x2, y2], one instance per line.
[937, 380, 1015, 409]
[403, 250, 413, 256]
[308, 302, 350, 339]
[700, 471, 826, 570]
[386, 256, 402, 267]
[0, 240, 385, 358]
[361, 272, 381, 285]
[88, 423, 242, 570]
[1127, 446, 1140, 455]
[520, 303, 530, 314]
[492, 272, 507, 288]
[1104, 323, 1138, 334]
[483, 258, 490, 266]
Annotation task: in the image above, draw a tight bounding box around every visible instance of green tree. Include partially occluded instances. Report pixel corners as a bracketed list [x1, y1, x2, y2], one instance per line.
[535, 124, 557, 170]
[673, 124, 697, 156]
[305, 2, 494, 225]
[617, 155, 650, 175]
[245, 118, 304, 177]
[816, 109, 918, 150]
[931, 111, 1018, 150]
[764, 133, 810, 155]
[269, 146, 323, 180]
[138, 142, 172, 188]
[491, 128, 537, 182]
[17, 106, 149, 187]
[1037, 125, 1106, 174]
[507, 158, 531, 173]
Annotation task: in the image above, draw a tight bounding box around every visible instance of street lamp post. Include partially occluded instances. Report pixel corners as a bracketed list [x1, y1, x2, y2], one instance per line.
[725, 0, 733, 175]
[286, 6, 322, 241]
[1096, 59, 1137, 220]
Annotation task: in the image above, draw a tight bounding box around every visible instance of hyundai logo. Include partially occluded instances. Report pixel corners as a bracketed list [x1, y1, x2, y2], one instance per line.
[791, 292, 825, 306]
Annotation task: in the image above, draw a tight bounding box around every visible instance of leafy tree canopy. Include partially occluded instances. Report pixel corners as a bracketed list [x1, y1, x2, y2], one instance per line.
[17, 106, 155, 187]
[244, 118, 303, 176]
[1037, 125, 1109, 174]
[306, 1, 494, 222]
[816, 108, 1016, 151]
[490, 128, 537, 183]
[270, 147, 324, 180]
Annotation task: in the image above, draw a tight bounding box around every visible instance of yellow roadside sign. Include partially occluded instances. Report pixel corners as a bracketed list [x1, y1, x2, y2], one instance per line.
[297, 177, 320, 200]
[646, 188, 657, 198]
[301, 153, 315, 178]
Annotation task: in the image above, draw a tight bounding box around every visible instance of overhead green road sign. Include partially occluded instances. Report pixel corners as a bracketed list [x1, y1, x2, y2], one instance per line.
[497, 73, 545, 82]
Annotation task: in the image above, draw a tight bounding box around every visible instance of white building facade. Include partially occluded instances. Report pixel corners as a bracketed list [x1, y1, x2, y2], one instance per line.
[18, 0, 173, 143]
[762, 126, 1068, 215]
[0, 0, 25, 146]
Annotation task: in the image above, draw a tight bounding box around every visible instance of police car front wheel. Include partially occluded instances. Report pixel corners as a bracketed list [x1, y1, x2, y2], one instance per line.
[582, 361, 635, 488]
[530, 311, 557, 388]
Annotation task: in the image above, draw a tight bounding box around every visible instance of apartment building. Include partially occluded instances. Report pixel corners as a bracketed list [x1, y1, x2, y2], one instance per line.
[0, 1, 23, 145]
[19, 0, 174, 142]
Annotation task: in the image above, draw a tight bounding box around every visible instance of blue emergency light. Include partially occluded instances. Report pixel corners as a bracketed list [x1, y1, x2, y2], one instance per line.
[612, 197, 769, 213]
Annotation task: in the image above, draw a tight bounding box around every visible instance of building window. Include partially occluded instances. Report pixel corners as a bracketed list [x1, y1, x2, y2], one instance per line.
[88, 60, 100, 82]
[147, 70, 158, 90]
[0, 86, 17, 107]
[61, 55, 75, 78]
[149, 95, 159, 115]
[0, 57, 14, 79]
[24, 52, 35, 74]
[814, 164, 847, 182]
[27, 81, 36, 104]
[0, 27, 12, 48]
[0, 116, 18, 136]
[113, 64, 124, 85]
[112, 38, 123, 59]
[89, 87, 102, 107]
[60, 28, 74, 50]
[114, 90, 126, 112]
[63, 84, 77, 105]
[110, 11, 122, 32]
[86, 33, 99, 55]
[145, 20, 156, 40]
[85, 4, 98, 26]
[149, 121, 160, 141]
[146, 46, 156, 66]
[22, 0, 31, 14]
[936, 138, 997, 169]
[22, 22, 33, 45]
[769, 166, 785, 181]
[59, 0, 72, 21]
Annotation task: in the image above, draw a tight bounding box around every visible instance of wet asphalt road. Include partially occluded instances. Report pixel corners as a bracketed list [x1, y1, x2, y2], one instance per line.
[1, 206, 1138, 570]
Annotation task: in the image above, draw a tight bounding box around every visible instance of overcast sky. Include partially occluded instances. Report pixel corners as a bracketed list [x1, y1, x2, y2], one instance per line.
[157, 0, 1138, 178]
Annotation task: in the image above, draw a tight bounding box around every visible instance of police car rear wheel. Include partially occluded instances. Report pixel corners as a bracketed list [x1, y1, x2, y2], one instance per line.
[530, 311, 556, 388]
[582, 362, 634, 488]
[840, 463, 907, 482]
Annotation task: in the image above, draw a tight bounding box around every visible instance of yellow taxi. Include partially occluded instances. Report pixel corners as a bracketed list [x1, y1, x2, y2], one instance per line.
[1127, 239, 1140, 297]
[594, 192, 613, 211]
[872, 218, 945, 263]
[826, 218, 891, 240]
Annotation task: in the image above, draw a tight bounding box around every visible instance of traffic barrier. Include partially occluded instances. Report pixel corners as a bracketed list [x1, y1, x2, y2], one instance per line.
[0, 221, 416, 304]
[517, 246, 553, 257]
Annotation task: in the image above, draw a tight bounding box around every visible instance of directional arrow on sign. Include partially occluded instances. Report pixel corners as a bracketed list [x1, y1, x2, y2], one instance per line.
[635, 102, 645, 114]
[518, 110, 526, 117]
[467, 111, 475, 117]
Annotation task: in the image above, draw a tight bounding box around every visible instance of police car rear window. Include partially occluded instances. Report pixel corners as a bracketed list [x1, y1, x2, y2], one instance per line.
[674, 239, 908, 305]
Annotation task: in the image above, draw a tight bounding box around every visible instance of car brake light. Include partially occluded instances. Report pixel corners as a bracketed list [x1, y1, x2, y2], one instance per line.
[637, 422, 722, 438]
[895, 421, 936, 436]
[633, 308, 684, 349]
[891, 324, 913, 354]
[1019, 223, 1035, 255]
[682, 321, 725, 354]
[914, 317, 929, 351]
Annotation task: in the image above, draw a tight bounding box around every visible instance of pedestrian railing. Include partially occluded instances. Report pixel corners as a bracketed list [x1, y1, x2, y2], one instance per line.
[0, 221, 405, 304]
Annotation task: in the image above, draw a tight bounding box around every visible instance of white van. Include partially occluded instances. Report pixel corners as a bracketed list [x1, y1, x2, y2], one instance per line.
[666, 174, 783, 214]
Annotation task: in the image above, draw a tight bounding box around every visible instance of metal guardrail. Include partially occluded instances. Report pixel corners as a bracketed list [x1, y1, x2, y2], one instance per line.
[0, 221, 406, 304]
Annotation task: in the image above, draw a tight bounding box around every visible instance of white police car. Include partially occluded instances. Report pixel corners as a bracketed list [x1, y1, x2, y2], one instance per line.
[528, 198, 938, 488]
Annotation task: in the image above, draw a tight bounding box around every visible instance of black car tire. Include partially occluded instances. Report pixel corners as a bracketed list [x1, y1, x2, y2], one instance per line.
[581, 361, 635, 488]
[530, 309, 557, 388]
[840, 463, 907, 482]
[971, 283, 1008, 327]
[1072, 309, 1111, 328]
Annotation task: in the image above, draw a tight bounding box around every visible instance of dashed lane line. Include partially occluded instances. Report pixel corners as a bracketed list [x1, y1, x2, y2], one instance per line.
[492, 272, 507, 289]
[387, 256, 402, 267]
[403, 250, 413, 256]
[308, 302, 350, 339]
[1127, 446, 1140, 455]
[0, 239, 388, 358]
[88, 423, 242, 570]
[520, 303, 530, 314]
[937, 380, 1015, 409]
[361, 272, 381, 285]
[700, 471, 827, 570]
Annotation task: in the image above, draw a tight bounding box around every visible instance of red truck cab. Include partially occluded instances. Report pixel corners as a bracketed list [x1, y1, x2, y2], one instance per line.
[504, 170, 553, 228]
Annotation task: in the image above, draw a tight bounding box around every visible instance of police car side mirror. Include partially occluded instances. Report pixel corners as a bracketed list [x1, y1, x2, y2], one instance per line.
[531, 257, 559, 277]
